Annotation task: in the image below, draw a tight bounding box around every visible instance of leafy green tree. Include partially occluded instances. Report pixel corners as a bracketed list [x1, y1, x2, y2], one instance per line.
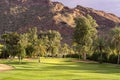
[86, 14, 98, 29]
[38, 30, 62, 57]
[73, 15, 97, 60]
[1, 32, 29, 63]
[68, 46, 75, 58]
[17, 33, 28, 63]
[27, 27, 38, 57]
[47, 30, 62, 57]
[61, 43, 69, 58]
[1, 32, 20, 58]
[0, 44, 3, 54]
[38, 31, 49, 57]
[0, 46, 9, 59]
[26, 45, 34, 57]
[34, 40, 46, 63]
[93, 36, 106, 63]
[27, 27, 38, 45]
[17, 47, 26, 64]
[110, 27, 120, 64]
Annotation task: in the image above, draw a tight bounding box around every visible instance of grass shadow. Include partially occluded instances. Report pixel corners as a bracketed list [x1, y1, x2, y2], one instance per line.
[41, 61, 120, 74]
[1, 58, 120, 75]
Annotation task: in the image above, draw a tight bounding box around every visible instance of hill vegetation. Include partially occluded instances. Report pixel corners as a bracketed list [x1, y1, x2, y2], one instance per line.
[0, 0, 120, 44]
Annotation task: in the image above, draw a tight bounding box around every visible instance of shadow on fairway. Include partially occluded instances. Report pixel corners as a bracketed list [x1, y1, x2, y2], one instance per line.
[12, 60, 120, 74]
[4, 61, 35, 65]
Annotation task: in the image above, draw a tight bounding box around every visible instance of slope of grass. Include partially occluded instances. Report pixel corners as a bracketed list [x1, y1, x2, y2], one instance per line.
[0, 58, 120, 80]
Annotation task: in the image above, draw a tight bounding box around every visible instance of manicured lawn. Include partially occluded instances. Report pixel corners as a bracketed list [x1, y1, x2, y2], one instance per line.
[0, 58, 120, 80]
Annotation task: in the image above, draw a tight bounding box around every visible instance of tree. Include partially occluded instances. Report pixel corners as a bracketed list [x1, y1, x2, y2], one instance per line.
[0, 46, 9, 59]
[68, 46, 75, 58]
[27, 27, 38, 57]
[0, 44, 3, 54]
[1, 32, 29, 63]
[110, 27, 120, 64]
[93, 36, 106, 63]
[1, 32, 20, 58]
[46, 30, 62, 57]
[27, 27, 38, 45]
[73, 15, 98, 60]
[61, 43, 69, 58]
[34, 39, 46, 63]
[18, 33, 28, 63]
[0, 44, 8, 58]
[26, 45, 34, 57]
[38, 31, 49, 57]
[17, 46, 26, 64]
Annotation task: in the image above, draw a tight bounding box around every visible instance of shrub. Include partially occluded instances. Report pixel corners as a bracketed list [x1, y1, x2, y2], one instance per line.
[66, 54, 80, 58]
[108, 54, 117, 64]
[89, 52, 109, 63]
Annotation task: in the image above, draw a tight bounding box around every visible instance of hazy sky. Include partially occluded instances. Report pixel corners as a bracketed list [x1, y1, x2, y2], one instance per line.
[52, 0, 120, 16]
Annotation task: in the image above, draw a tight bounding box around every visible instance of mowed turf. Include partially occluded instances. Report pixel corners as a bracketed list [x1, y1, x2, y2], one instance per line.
[0, 58, 120, 80]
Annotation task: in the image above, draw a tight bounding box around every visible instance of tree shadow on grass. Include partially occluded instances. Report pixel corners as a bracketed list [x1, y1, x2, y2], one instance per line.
[41, 62, 120, 74]
[3, 61, 35, 65]
[2, 58, 119, 75]
[12, 61, 120, 74]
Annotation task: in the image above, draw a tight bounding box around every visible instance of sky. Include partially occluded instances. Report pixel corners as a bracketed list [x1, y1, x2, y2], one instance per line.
[52, 0, 120, 17]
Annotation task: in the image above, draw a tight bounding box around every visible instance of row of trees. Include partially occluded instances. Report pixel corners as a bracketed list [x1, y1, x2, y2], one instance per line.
[0, 28, 67, 63]
[73, 15, 120, 64]
[0, 14, 120, 64]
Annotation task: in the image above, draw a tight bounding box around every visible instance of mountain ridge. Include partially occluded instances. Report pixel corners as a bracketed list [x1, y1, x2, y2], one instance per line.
[0, 0, 120, 44]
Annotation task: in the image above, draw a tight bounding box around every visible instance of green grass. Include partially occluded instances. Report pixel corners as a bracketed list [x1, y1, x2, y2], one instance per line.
[0, 58, 120, 80]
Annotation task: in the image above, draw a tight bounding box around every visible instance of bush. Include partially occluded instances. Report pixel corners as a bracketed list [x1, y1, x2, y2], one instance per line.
[108, 54, 117, 64]
[0, 48, 9, 59]
[66, 54, 80, 58]
[88, 51, 119, 64]
[89, 52, 109, 63]
[89, 52, 99, 61]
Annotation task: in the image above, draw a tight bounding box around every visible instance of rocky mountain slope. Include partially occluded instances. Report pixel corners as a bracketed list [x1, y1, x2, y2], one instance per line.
[0, 0, 120, 44]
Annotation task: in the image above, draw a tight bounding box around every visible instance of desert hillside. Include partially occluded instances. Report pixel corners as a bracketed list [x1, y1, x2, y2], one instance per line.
[0, 0, 120, 44]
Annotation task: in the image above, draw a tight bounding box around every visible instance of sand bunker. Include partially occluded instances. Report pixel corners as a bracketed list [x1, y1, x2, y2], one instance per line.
[0, 64, 14, 72]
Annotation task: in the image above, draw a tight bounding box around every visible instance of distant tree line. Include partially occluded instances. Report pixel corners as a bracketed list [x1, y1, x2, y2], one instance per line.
[0, 28, 66, 63]
[0, 15, 120, 64]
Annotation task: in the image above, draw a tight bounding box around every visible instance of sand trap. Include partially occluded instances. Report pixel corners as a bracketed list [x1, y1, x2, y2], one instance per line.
[0, 64, 14, 72]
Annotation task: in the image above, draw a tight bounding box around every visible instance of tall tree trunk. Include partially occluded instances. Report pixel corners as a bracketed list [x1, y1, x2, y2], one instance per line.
[52, 54, 54, 58]
[83, 53, 86, 61]
[19, 56, 21, 64]
[64, 52, 66, 58]
[38, 55, 40, 63]
[99, 46, 103, 64]
[117, 51, 120, 65]
[100, 52, 103, 64]
[78, 50, 81, 60]
[79, 53, 81, 60]
[69, 55, 71, 58]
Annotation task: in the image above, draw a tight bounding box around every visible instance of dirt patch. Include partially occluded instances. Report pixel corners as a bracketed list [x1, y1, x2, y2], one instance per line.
[0, 64, 14, 72]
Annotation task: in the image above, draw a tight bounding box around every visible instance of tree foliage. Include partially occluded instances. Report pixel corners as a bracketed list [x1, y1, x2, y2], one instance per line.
[73, 15, 98, 60]
[1, 32, 20, 58]
[109, 27, 120, 64]
[0, 27, 62, 63]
